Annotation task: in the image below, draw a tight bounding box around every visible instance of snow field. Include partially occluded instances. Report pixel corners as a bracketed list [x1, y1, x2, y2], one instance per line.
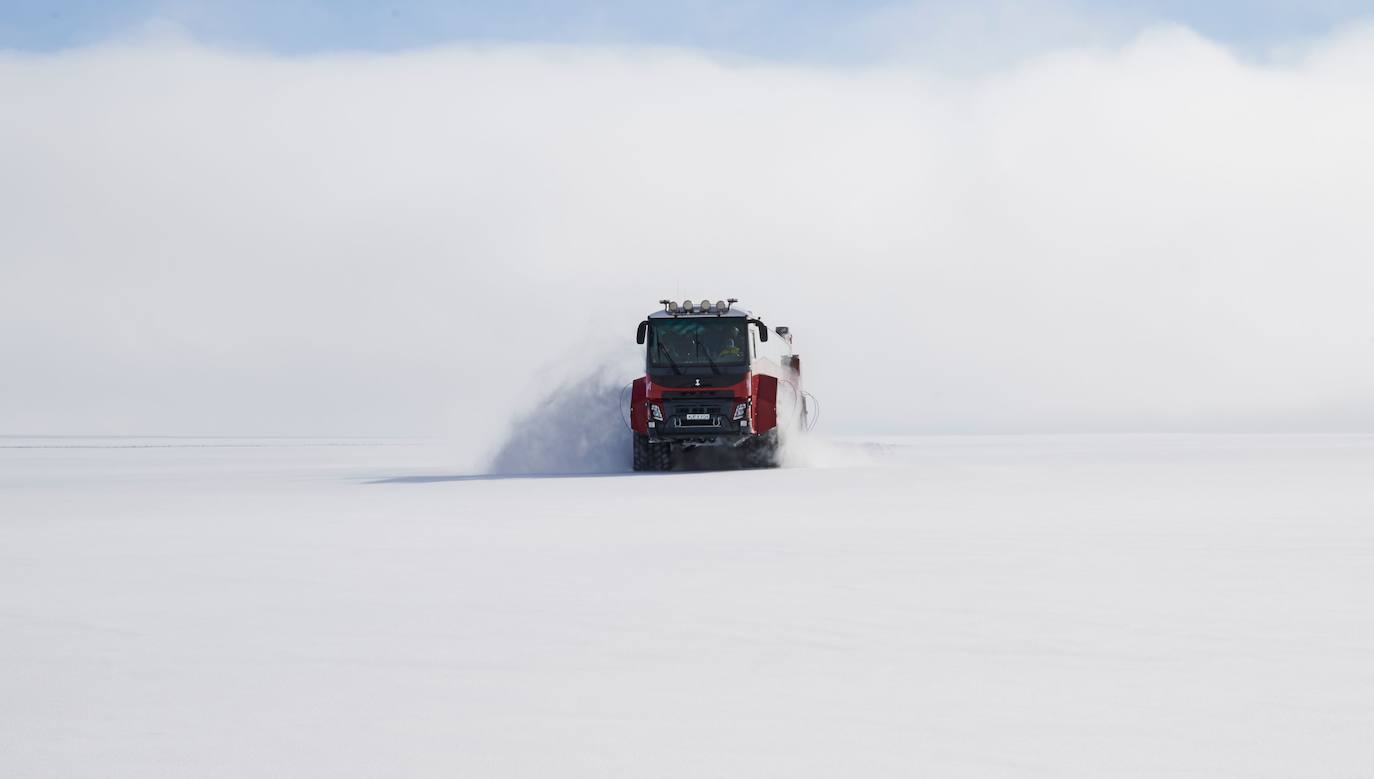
[2, 435, 1372, 776]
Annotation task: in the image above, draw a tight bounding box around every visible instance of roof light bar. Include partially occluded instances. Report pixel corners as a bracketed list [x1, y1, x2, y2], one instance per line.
[660, 297, 739, 315]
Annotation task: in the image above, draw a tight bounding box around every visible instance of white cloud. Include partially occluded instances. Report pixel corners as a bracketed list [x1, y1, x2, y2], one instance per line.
[2, 27, 1373, 450]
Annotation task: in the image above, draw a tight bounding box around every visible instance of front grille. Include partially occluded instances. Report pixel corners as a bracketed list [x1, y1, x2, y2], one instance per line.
[662, 390, 734, 399]
[664, 398, 731, 429]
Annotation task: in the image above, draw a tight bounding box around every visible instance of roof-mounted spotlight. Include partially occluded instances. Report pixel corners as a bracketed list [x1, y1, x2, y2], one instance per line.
[681, 299, 692, 313]
[714, 300, 726, 315]
[699, 299, 710, 313]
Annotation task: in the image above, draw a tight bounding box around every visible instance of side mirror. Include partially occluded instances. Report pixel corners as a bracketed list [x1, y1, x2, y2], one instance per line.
[775, 326, 789, 337]
[749, 319, 768, 342]
[636, 321, 648, 345]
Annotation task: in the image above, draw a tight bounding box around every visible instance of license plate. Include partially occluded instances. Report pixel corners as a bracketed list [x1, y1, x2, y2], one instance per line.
[685, 413, 711, 421]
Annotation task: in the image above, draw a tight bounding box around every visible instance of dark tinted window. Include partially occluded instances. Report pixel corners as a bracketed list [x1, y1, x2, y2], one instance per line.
[648, 319, 749, 369]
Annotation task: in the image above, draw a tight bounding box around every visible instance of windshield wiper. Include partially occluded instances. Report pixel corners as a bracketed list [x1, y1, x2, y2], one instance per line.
[693, 336, 722, 374]
[656, 342, 683, 374]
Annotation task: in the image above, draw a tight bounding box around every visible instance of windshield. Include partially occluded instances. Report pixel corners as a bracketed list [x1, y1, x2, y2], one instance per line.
[648, 318, 749, 370]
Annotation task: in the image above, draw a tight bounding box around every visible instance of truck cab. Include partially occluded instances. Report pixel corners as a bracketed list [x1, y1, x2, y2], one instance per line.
[629, 298, 804, 470]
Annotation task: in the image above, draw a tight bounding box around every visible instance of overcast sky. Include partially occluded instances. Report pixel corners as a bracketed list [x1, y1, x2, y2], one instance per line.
[3, 4, 1374, 447]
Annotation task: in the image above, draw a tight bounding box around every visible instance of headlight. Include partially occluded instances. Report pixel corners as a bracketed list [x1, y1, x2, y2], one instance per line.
[732, 402, 748, 420]
[650, 403, 664, 421]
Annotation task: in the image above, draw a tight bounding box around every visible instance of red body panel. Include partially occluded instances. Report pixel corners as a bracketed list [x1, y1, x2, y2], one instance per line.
[636, 368, 797, 434]
[644, 376, 750, 401]
[630, 377, 648, 433]
[751, 374, 778, 432]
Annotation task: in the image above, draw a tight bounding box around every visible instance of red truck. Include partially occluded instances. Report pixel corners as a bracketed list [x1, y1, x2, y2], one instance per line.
[629, 299, 806, 470]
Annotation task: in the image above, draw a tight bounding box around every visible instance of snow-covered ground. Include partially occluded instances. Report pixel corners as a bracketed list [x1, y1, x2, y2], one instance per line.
[3, 435, 1372, 777]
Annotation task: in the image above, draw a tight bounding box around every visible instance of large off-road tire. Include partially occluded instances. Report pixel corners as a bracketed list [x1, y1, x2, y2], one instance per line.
[650, 440, 673, 471]
[633, 435, 674, 471]
[743, 429, 780, 468]
[632, 434, 651, 471]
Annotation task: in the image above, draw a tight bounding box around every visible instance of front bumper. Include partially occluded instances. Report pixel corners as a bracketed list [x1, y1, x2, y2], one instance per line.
[648, 395, 751, 445]
[649, 422, 753, 446]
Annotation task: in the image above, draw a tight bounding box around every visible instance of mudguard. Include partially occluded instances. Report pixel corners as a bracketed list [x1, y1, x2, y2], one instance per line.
[630, 377, 649, 433]
[752, 374, 778, 432]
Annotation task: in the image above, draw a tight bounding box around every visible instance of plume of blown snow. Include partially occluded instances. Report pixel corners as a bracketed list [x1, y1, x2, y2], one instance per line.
[483, 365, 635, 475]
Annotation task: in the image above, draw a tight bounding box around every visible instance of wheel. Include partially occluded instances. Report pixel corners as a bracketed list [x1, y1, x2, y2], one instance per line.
[743, 429, 780, 468]
[632, 434, 651, 471]
[634, 435, 673, 471]
[650, 440, 673, 471]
